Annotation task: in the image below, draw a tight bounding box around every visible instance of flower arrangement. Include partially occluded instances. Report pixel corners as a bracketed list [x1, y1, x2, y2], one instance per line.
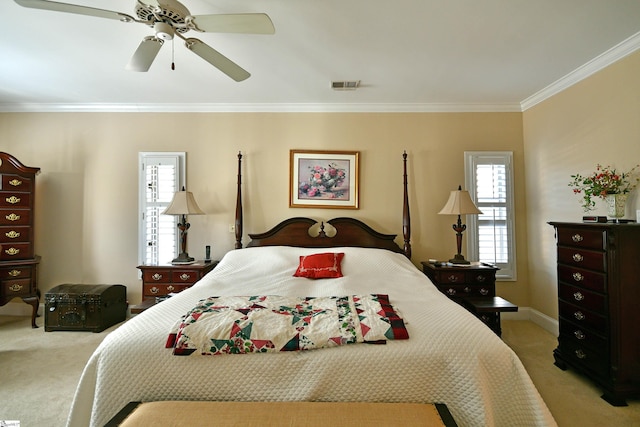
[568, 164, 640, 212]
[299, 162, 347, 198]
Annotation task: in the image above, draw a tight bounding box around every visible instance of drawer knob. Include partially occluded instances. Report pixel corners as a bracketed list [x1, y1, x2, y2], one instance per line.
[572, 253, 584, 262]
[9, 179, 22, 186]
[447, 275, 458, 282]
[152, 273, 163, 281]
[167, 285, 175, 292]
[479, 288, 489, 295]
[6, 213, 20, 221]
[571, 234, 583, 243]
[574, 311, 585, 321]
[446, 288, 456, 295]
[574, 330, 586, 340]
[179, 273, 191, 281]
[475, 275, 486, 282]
[573, 291, 584, 301]
[6, 196, 20, 204]
[150, 286, 159, 294]
[9, 269, 21, 277]
[463, 286, 471, 293]
[572, 272, 584, 282]
[4, 247, 19, 256]
[9, 283, 23, 292]
[5, 230, 20, 239]
[575, 349, 587, 359]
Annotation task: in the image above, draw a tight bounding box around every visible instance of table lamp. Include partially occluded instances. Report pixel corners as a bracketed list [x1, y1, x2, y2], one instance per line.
[162, 187, 205, 264]
[438, 185, 482, 264]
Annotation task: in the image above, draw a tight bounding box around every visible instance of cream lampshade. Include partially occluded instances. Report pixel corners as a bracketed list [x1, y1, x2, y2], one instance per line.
[438, 185, 482, 264]
[162, 187, 205, 264]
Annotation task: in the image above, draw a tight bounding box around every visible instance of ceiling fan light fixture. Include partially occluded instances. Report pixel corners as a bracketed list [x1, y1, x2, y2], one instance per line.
[154, 21, 174, 40]
[332, 80, 360, 90]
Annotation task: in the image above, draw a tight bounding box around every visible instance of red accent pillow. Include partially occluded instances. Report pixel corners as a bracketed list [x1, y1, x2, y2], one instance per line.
[293, 252, 345, 279]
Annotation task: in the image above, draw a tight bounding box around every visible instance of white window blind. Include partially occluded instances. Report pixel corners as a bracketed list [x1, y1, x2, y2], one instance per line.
[139, 153, 186, 265]
[465, 152, 516, 280]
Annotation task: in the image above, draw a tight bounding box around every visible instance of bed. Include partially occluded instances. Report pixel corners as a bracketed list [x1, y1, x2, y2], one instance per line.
[66, 153, 556, 427]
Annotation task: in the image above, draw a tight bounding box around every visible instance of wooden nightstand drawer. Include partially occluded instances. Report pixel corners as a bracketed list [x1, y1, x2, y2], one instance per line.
[2, 174, 33, 192]
[1, 278, 32, 296]
[436, 284, 492, 298]
[143, 270, 171, 283]
[172, 270, 198, 283]
[0, 209, 31, 226]
[144, 283, 191, 297]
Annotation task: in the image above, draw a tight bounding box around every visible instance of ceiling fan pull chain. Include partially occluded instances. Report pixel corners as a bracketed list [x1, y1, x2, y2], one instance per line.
[171, 38, 175, 70]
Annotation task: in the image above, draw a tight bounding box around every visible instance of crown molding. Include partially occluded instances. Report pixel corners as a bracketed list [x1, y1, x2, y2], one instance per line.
[521, 31, 640, 111]
[0, 102, 522, 113]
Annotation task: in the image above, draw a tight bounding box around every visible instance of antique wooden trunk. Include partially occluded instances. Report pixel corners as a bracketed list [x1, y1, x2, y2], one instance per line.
[45, 284, 127, 332]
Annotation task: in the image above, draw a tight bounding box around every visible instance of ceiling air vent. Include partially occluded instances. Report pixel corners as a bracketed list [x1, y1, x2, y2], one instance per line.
[331, 80, 360, 90]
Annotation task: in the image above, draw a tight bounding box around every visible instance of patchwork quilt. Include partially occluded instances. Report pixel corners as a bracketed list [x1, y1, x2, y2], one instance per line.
[166, 294, 408, 355]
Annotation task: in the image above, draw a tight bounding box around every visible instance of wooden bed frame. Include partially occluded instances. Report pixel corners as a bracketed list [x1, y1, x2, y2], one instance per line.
[233, 151, 412, 258]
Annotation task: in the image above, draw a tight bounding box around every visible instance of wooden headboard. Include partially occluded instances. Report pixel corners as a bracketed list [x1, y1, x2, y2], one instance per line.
[234, 151, 412, 258]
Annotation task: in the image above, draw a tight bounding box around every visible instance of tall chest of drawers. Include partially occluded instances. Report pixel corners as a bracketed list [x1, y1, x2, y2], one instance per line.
[0, 152, 41, 328]
[549, 222, 640, 405]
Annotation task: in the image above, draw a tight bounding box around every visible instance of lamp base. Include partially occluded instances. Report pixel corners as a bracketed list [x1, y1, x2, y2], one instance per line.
[449, 254, 470, 265]
[171, 252, 195, 265]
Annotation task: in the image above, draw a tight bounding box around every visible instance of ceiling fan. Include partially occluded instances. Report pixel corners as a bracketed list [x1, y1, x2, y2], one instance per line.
[14, 0, 275, 81]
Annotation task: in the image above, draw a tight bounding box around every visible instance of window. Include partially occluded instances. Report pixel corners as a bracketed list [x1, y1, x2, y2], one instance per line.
[138, 152, 186, 265]
[464, 151, 516, 280]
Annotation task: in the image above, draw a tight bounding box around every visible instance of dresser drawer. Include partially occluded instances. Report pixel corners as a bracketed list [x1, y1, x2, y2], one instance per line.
[172, 270, 199, 283]
[0, 209, 31, 226]
[0, 226, 32, 243]
[557, 227, 605, 251]
[0, 243, 33, 260]
[559, 319, 607, 352]
[142, 270, 171, 283]
[558, 334, 609, 378]
[557, 265, 605, 293]
[144, 283, 190, 297]
[559, 283, 606, 314]
[559, 300, 607, 335]
[1, 278, 33, 297]
[557, 247, 605, 272]
[1, 174, 33, 192]
[0, 192, 31, 208]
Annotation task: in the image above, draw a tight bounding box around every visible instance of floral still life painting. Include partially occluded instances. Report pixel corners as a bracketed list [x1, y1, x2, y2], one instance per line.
[568, 164, 640, 212]
[290, 150, 359, 209]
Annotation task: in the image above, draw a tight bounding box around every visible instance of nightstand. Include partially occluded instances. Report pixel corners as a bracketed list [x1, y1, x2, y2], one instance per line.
[131, 260, 218, 314]
[420, 261, 498, 302]
[421, 261, 517, 337]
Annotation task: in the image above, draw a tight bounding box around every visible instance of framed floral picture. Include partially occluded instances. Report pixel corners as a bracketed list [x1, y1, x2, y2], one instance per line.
[290, 150, 359, 209]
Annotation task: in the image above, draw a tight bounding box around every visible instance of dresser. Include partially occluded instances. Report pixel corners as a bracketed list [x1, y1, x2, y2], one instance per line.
[132, 261, 217, 313]
[549, 222, 640, 405]
[0, 152, 41, 328]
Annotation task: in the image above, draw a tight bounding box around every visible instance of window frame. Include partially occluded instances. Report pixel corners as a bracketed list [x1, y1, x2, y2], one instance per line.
[138, 152, 186, 266]
[464, 151, 517, 281]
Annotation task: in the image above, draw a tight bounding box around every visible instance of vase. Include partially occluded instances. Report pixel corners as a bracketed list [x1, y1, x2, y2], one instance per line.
[605, 193, 627, 220]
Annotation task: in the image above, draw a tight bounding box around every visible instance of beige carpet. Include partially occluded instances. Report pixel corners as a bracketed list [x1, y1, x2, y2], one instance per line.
[0, 315, 638, 426]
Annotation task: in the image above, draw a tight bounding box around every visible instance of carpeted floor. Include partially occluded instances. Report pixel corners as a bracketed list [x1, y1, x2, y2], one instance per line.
[0, 315, 638, 426]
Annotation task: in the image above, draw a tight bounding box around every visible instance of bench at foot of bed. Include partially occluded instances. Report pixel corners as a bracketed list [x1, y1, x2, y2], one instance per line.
[105, 401, 459, 427]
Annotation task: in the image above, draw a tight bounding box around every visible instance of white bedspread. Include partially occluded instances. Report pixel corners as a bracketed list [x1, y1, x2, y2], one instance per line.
[66, 246, 556, 427]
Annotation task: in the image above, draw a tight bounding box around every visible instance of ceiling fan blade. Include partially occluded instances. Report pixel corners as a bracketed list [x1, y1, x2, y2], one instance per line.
[126, 37, 164, 72]
[14, 0, 135, 22]
[189, 13, 275, 34]
[184, 38, 250, 82]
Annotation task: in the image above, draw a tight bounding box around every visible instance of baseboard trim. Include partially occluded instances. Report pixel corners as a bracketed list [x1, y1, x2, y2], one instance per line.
[502, 307, 559, 336]
[1, 302, 560, 336]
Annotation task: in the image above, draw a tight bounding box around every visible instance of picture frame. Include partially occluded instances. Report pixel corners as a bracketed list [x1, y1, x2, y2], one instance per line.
[290, 150, 359, 209]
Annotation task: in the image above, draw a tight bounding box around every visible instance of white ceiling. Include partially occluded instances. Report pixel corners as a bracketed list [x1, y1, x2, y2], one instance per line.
[1, 0, 640, 112]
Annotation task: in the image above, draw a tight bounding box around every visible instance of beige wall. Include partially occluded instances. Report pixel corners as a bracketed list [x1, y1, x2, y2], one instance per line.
[0, 111, 529, 307]
[523, 50, 640, 319]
